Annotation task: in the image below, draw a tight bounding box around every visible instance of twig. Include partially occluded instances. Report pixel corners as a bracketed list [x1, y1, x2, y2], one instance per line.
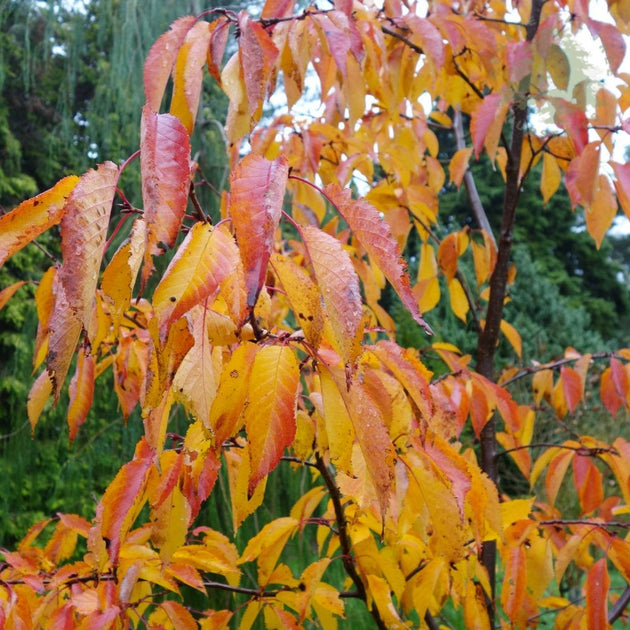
[609, 586, 630, 624]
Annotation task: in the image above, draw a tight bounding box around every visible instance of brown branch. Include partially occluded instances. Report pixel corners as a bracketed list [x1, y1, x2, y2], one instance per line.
[453, 107, 497, 248]
[381, 25, 423, 55]
[609, 586, 630, 624]
[539, 519, 630, 530]
[498, 442, 619, 458]
[314, 453, 387, 630]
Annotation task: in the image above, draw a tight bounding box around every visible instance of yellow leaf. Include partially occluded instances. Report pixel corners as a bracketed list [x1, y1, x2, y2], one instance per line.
[500, 319, 522, 358]
[0, 175, 79, 267]
[540, 152, 562, 204]
[240, 517, 299, 584]
[245, 345, 299, 493]
[319, 368, 355, 474]
[151, 486, 191, 563]
[548, 44, 570, 91]
[27, 370, 53, 434]
[449, 277, 469, 322]
[586, 174, 617, 248]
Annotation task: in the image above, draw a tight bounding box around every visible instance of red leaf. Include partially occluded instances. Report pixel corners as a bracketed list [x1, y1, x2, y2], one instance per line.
[59, 162, 118, 331]
[228, 154, 288, 308]
[588, 19, 626, 73]
[94, 440, 153, 563]
[245, 345, 299, 493]
[207, 18, 230, 84]
[0, 281, 27, 311]
[302, 225, 363, 365]
[170, 21, 213, 134]
[612, 161, 630, 219]
[67, 350, 95, 444]
[0, 176, 79, 268]
[585, 558, 609, 628]
[470, 92, 507, 159]
[238, 13, 279, 121]
[140, 107, 191, 276]
[325, 185, 432, 334]
[552, 99, 589, 153]
[144, 16, 196, 112]
[403, 15, 445, 69]
[561, 365, 583, 413]
[262, 0, 295, 19]
[573, 453, 603, 514]
[600, 366, 624, 416]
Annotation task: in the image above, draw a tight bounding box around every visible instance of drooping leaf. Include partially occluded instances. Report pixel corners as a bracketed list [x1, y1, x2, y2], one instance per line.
[59, 162, 118, 333]
[0, 176, 79, 268]
[449, 147, 473, 188]
[586, 175, 617, 248]
[228, 154, 289, 308]
[245, 345, 299, 493]
[325, 184, 432, 334]
[67, 350, 95, 444]
[547, 43, 570, 90]
[302, 225, 363, 365]
[573, 453, 603, 515]
[540, 152, 562, 204]
[560, 365, 583, 413]
[144, 16, 196, 112]
[93, 440, 153, 563]
[27, 370, 54, 434]
[210, 343, 259, 444]
[0, 281, 27, 312]
[585, 558, 609, 628]
[170, 21, 213, 134]
[470, 92, 510, 160]
[140, 107, 191, 276]
[152, 223, 239, 338]
[271, 253, 326, 350]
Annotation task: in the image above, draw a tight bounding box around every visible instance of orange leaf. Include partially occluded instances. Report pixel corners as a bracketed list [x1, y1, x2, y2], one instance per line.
[207, 18, 230, 84]
[262, 0, 295, 19]
[245, 345, 299, 493]
[271, 253, 326, 350]
[0, 280, 27, 312]
[545, 447, 575, 505]
[573, 454, 603, 515]
[140, 107, 191, 264]
[302, 225, 363, 365]
[27, 370, 54, 434]
[59, 162, 118, 333]
[587, 175, 617, 248]
[94, 440, 153, 564]
[160, 600, 198, 630]
[325, 185, 432, 334]
[585, 558, 609, 629]
[0, 175, 79, 268]
[600, 366, 624, 416]
[501, 546, 527, 624]
[144, 16, 196, 112]
[238, 12, 279, 122]
[541, 152, 562, 204]
[437, 233, 459, 281]
[470, 92, 510, 160]
[552, 99, 588, 153]
[448, 277, 469, 322]
[500, 319, 522, 358]
[67, 350, 95, 444]
[170, 21, 212, 134]
[228, 154, 289, 308]
[561, 365, 583, 413]
[210, 343, 259, 445]
[153, 223, 239, 338]
[449, 147, 473, 188]
[332, 368, 395, 518]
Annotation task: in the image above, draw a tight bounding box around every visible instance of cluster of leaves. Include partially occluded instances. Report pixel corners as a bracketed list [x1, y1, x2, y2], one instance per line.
[0, 0, 630, 628]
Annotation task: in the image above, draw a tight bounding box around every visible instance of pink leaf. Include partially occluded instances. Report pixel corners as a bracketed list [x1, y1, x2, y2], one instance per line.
[144, 16, 196, 112]
[325, 185, 432, 335]
[228, 154, 289, 308]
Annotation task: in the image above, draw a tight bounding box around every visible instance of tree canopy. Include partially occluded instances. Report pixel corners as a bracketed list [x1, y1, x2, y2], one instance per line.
[0, 0, 630, 628]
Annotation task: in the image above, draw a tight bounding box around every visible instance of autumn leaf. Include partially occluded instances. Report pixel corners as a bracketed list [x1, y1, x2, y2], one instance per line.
[245, 345, 300, 493]
[144, 16, 196, 112]
[67, 350, 95, 444]
[140, 107, 191, 273]
[170, 21, 213, 134]
[92, 440, 153, 564]
[324, 184, 432, 334]
[228, 154, 288, 309]
[152, 222, 239, 338]
[585, 558, 609, 628]
[302, 225, 363, 365]
[0, 176, 79, 268]
[470, 91, 510, 161]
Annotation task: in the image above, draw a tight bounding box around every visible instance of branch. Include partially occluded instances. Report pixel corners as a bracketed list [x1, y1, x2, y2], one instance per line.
[314, 453, 388, 630]
[453, 107, 497, 249]
[539, 519, 630, 531]
[609, 586, 630, 624]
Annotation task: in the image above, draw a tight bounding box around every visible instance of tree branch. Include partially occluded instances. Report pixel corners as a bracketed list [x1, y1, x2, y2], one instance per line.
[609, 586, 630, 624]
